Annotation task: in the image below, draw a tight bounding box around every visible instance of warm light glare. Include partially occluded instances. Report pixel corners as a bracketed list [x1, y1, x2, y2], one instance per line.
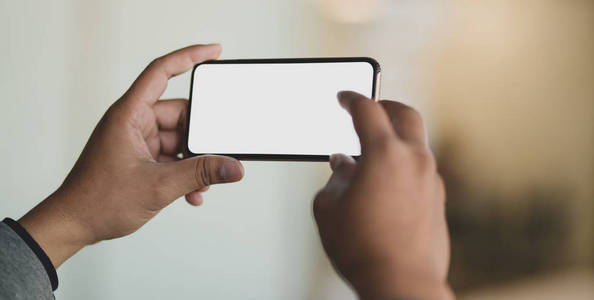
[315, 0, 382, 23]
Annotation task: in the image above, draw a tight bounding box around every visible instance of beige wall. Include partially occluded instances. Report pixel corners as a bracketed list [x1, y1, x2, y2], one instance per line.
[428, 0, 593, 266]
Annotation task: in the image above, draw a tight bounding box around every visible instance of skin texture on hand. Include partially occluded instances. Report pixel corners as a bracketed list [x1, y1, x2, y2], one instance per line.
[18, 44, 244, 268]
[313, 91, 454, 300]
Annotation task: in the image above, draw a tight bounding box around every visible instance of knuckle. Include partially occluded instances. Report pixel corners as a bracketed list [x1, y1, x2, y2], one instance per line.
[153, 173, 172, 202]
[399, 105, 422, 121]
[193, 158, 213, 187]
[101, 100, 129, 127]
[105, 100, 124, 118]
[148, 57, 164, 70]
[415, 149, 437, 174]
[403, 107, 425, 131]
[403, 105, 421, 117]
[105, 101, 120, 116]
[373, 137, 398, 155]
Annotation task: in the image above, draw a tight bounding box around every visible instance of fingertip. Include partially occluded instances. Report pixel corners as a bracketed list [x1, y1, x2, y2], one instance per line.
[197, 43, 221, 49]
[337, 91, 368, 111]
[188, 43, 222, 61]
[337, 90, 350, 99]
[329, 153, 342, 171]
[329, 153, 355, 171]
[238, 160, 245, 176]
[206, 43, 222, 56]
[185, 192, 204, 206]
[337, 91, 352, 110]
[337, 90, 361, 99]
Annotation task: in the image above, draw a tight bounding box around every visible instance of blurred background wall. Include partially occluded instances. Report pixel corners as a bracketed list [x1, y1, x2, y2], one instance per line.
[1, 0, 592, 299]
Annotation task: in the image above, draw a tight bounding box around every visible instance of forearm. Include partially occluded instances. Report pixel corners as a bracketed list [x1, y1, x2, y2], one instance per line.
[345, 259, 454, 300]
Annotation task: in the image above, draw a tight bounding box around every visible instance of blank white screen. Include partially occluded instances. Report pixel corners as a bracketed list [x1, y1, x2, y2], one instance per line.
[188, 61, 375, 156]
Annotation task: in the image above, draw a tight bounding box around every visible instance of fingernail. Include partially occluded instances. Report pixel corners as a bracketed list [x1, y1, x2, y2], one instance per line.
[205, 43, 222, 55]
[219, 161, 243, 182]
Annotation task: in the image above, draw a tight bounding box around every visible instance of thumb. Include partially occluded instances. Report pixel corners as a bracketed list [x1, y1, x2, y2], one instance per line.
[313, 154, 357, 219]
[159, 155, 244, 200]
[324, 153, 356, 193]
[329, 153, 356, 173]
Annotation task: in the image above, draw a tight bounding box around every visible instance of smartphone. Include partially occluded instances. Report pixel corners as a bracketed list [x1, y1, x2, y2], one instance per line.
[186, 58, 381, 161]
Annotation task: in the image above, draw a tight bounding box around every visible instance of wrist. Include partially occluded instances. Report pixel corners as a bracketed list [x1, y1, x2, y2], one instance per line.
[18, 190, 94, 268]
[356, 278, 453, 300]
[347, 264, 453, 300]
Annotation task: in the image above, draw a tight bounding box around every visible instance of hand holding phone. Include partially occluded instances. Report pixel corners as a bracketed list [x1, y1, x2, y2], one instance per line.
[17, 44, 245, 268]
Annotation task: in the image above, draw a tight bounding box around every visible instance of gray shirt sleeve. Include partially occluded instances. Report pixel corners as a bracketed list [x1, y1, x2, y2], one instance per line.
[0, 221, 55, 300]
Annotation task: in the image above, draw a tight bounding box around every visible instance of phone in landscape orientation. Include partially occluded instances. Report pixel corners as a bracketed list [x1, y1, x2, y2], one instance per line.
[186, 57, 381, 161]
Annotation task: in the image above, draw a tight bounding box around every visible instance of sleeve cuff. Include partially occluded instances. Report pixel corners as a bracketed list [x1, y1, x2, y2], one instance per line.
[2, 217, 59, 291]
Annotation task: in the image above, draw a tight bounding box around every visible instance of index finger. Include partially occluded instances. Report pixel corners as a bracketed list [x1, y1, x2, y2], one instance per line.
[125, 44, 222, 105]
[337, 91, 396, 154]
